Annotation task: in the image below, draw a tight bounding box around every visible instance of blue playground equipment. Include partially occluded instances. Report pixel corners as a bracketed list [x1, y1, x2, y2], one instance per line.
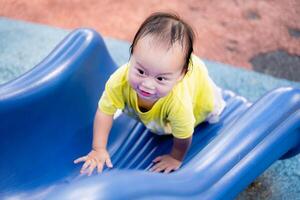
[0, 29, 300, 200]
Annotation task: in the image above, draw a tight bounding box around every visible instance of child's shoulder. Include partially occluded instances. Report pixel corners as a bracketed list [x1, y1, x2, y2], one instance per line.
[165, 87, 193, 114]
[189, 54, 208, 75]
[106, 63, 129, 88]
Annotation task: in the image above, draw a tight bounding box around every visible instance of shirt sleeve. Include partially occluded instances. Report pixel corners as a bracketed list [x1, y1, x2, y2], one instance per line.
[167, 97, 196, 139]
[98, 65, 127, 115]
[98, 87, 123, 115]
[191, 55, 215, 124]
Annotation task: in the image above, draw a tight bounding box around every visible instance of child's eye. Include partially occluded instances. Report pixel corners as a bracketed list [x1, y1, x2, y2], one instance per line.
[137, 69, 145, 75]
[156, 76, 166, 82]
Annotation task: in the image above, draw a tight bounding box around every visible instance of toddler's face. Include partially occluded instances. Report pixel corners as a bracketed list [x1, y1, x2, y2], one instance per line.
[128, 35, 186, 103]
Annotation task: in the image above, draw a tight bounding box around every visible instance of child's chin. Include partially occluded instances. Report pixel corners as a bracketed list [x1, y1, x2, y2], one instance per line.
[138, 94, 158, 101]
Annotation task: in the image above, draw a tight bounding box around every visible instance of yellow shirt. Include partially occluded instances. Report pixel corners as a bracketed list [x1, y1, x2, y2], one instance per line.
[98, 55, 214, 139]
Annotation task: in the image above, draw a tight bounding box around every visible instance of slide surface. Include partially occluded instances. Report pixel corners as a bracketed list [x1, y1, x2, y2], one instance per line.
[0, 29, 299, 200]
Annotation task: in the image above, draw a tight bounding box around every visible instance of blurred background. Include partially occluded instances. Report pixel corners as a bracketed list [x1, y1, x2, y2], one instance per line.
[1, 1, 300, 199]
[1, 0, 300, 81]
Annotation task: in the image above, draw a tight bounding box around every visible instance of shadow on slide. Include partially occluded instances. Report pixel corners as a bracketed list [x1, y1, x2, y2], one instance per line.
[0, 29, 299, 200]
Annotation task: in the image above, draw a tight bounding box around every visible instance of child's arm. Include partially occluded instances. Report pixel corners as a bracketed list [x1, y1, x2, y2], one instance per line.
[170, 136, 193, 161]
[150, 136, 192, 173]
[74, 109, 114, 176]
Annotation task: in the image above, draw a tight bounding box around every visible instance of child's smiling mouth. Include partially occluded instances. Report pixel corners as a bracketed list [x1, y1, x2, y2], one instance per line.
[138, 88, 153, 97]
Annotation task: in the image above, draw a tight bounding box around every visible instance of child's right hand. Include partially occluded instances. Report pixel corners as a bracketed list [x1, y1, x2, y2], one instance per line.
[74, 148, 113, 176]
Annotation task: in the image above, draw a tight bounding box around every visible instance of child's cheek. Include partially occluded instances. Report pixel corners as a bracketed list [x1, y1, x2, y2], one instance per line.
[157, 85, 173, 97]
[128, 74, 138, 89]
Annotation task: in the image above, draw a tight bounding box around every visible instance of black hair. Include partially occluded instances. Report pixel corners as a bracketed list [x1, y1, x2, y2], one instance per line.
[129, 12, 195, 72]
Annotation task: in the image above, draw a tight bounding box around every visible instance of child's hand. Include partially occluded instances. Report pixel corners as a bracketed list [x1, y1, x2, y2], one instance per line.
[149, 154, 181, 173]
[74, 148, 113, 176]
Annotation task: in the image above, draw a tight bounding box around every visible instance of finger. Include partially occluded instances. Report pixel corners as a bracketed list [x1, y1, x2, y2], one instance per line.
[74, 156, 87, 164]
[164, 167, 174, 174]
[149, 165, 159, 172]
[105, 158, 113, 168]
[174, 165, 180, 171]
[153, 156, 162, 163]
[80, 160, 92, 173]
[149, 163, 158, 172]
[153, 166, 165, 173]
[154, 161, 166, 169]
[153, 162, 168, 173]
[149, 162, 165, 172]
[87, 161, 97, 176]
[97, 162, 104, 173]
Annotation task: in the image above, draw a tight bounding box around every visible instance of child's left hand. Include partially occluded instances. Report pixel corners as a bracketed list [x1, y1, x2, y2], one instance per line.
[149, 154, 181, 173]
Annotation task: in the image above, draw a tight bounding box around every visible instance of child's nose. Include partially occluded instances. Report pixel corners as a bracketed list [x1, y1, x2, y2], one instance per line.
[142, 78, 155, 90]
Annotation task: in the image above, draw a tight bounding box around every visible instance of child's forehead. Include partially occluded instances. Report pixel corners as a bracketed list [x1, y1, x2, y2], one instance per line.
[133, 38, 185, 73]
[138, 34, 183, 51]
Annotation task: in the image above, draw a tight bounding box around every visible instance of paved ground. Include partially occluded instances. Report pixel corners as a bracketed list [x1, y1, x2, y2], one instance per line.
[251, 49, 300, 82]
[1, 0, 300, 81]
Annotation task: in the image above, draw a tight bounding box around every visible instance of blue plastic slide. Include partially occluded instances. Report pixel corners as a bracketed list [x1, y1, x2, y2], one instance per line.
[0, 29, 299, 200]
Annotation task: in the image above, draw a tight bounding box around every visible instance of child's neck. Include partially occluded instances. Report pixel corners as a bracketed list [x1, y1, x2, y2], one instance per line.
[137, 96, 157, 112]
